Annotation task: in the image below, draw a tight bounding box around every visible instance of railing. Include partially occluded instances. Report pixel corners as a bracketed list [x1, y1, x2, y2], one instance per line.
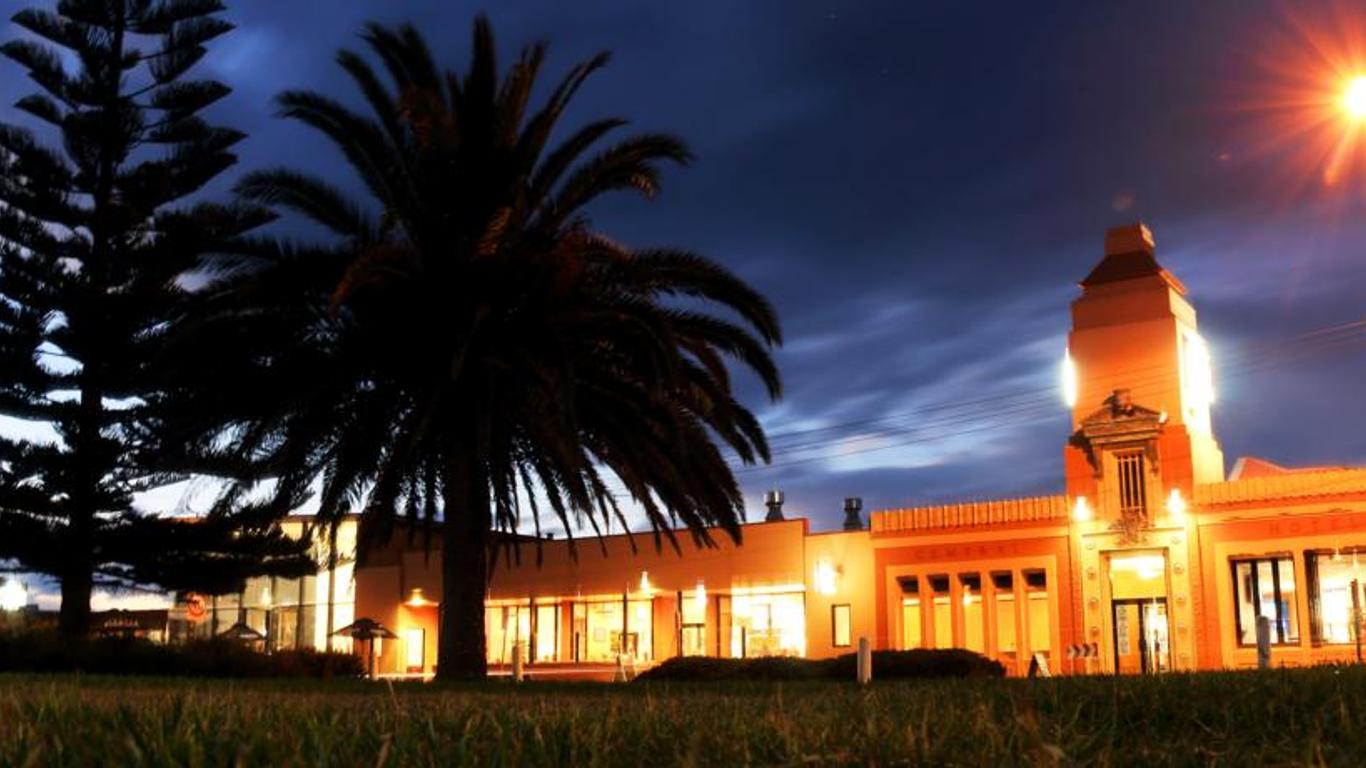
[871, 495, 1068, 534]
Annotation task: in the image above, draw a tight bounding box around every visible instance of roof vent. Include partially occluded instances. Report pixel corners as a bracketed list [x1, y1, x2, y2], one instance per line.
[842, 497, 864, 531]
[764, 489, 785, 522]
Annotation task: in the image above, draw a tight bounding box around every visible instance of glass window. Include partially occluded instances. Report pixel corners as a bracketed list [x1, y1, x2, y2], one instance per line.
[730, 592, 805, 658]
[486, 604, 531, 664]
[583, 601, 623, 663]
[572, 603, 587, 662]
[534, 603, 558, 662]
[629, 599, 653, 662]
[1307, 551, 1363, 645]
[899, 576, 921, 650]
[1116, 451, 1148, 517]
[992, 572, 1016, 654]
[929, 575, 952, 649]
[404, 627, 424, 672]
[681, 584, 707, 656]
[1232, 557, 1299, 645]
[960, 573, 984, 653]
[832, 604, 852, 647]
[1024, 569, 1050, 654]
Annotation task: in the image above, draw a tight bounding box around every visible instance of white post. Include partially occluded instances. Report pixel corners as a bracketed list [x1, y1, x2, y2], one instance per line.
[512, 641, 524, 682]
[1255, 616, 1272, 670]
[856, 637, 872, 684]
[613, 653, 627, 683]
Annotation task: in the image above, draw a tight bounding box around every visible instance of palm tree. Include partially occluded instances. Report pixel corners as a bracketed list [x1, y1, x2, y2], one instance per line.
[177, 17, 781, 679]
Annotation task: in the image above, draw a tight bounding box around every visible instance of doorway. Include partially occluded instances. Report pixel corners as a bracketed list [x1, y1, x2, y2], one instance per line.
[1106, 551, 1169, 674]
[1111, 598, 1170, 674]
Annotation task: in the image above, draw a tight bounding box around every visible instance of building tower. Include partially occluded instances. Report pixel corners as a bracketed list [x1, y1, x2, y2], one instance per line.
[1064, 223, 1226, 516]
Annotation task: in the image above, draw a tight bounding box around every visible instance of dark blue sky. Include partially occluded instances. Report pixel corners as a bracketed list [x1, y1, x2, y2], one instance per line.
[4, 1, 1365, 535]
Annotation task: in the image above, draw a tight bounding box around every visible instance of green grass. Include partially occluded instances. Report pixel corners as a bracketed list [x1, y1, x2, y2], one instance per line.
[1, 667, 1365, 766]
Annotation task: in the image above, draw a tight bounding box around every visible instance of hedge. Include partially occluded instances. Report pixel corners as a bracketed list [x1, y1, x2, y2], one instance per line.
[0, 632, 364, 678]
[635, 648, 1005, 682]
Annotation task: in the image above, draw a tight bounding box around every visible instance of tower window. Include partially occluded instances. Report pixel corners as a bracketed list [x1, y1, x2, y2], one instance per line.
[1116, 451, 1148, 517]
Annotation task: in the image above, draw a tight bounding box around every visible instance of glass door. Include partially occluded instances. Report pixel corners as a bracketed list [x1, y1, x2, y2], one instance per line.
[1112, 598, 1170, 674]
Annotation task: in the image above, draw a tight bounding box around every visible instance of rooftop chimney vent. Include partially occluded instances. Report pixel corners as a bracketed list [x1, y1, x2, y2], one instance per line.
[764, 489, 785, 522]
[842, 497, 864, 531]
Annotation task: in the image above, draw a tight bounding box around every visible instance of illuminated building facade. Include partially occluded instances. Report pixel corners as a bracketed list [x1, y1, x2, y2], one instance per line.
[170, 516, 359, 652]
[353, 224, 1366, 677]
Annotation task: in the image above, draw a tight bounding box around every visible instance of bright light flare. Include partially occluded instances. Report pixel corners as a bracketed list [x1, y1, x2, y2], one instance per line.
[1344, 75, 1366, 119]
[0, 579, 26, 612]
[1166, 488, 1188, 519]
[814, 560, 838, 595]
[1061, 349, 1078, 410]
[1237, 6, 1366, 191]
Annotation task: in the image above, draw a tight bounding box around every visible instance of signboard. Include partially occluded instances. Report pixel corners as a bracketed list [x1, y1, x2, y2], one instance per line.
[184, 593, 208, 623]
[1028, 652, 1051, 677]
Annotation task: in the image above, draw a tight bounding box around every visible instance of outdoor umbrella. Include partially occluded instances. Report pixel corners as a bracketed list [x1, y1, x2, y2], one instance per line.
[217, 621, 265, 642]
[332, 618, 398, 678]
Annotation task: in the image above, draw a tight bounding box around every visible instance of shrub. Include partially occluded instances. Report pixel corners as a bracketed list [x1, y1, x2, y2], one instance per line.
[0, 631, 364, 678]
[635, 648, 1005, 682]
[823, 648, 1006, 679]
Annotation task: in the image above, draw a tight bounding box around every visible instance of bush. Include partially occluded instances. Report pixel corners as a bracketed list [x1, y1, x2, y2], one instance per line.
[0, 631, 364, 678]
[635, 648, 1005, 682]
[823, 648, 1006, 679]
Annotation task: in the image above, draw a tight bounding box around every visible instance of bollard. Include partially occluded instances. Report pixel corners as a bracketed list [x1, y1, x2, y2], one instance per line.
[1255, 616, 1272, 669]
[512, 641, 524, 682]
[856, 637, 872, 684]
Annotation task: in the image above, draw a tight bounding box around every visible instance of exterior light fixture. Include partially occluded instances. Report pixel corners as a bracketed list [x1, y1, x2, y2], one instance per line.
[0, 579, 25, 612]
[639, 570, 652, 595]
[260, 585, 273, 609]
[1166, 488, 1187, 519]
[1073, 496, 1092, 522]
[692, 580, 706, 614]
[406, 588, 430, 607]
[814, 560, 838, 595]
[1061, 349, 1078, 409]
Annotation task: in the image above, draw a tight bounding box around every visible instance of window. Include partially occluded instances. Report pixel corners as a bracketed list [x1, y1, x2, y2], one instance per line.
[1116, 451, 1148, 518]
[899, 576, 921, 649]
[832, 604, 852, 647]
[929, 575, 952, 649]
[1024, 569, 1050, 654]
[959, 573, 984, 653]
[992, 572, 1016, 654]
[404, 627, 425, 672]
[1232, 557, 1299, 645]
[486, 604, 531, 664]
[730, 592, 804, 658]
[533, 603, 558, 662]
[579, 600, 653, 663]
[1306, 551, 1364, 645]
[681, 584, 707, 656]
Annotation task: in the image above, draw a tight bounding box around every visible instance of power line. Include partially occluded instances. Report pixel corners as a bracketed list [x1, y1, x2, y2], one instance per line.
[733, 316, 1366, 474]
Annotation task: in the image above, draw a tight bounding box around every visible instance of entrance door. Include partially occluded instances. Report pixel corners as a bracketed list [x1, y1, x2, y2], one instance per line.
[1112, 598, 1170, 674]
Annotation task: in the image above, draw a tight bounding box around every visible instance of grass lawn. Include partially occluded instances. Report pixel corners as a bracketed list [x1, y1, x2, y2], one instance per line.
[2, 667, 1365, 766]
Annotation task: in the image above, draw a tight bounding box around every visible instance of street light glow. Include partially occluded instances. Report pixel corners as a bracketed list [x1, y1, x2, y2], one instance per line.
[0, 579, 26, 612]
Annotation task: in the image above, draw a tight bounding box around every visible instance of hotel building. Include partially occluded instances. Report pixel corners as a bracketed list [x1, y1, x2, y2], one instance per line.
[353, 223, 1366, 677]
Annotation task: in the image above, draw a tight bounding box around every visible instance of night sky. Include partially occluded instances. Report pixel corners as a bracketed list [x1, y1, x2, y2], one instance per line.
[3, 1, 1365, 552]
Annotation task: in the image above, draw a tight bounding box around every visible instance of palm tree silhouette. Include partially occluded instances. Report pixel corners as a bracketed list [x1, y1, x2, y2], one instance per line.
[183, 17, 781, 678]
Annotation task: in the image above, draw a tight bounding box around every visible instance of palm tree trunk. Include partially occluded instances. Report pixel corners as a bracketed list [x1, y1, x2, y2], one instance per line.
[437, 448, 491, 680]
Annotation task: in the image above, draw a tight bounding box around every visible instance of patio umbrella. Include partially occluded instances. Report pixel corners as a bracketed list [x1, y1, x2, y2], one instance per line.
[333, 618, 398, 678]
[218, 620, 265, 642]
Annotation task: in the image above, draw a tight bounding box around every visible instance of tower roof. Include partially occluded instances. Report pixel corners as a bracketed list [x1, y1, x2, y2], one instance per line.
[1080, 223, 1186, 294]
